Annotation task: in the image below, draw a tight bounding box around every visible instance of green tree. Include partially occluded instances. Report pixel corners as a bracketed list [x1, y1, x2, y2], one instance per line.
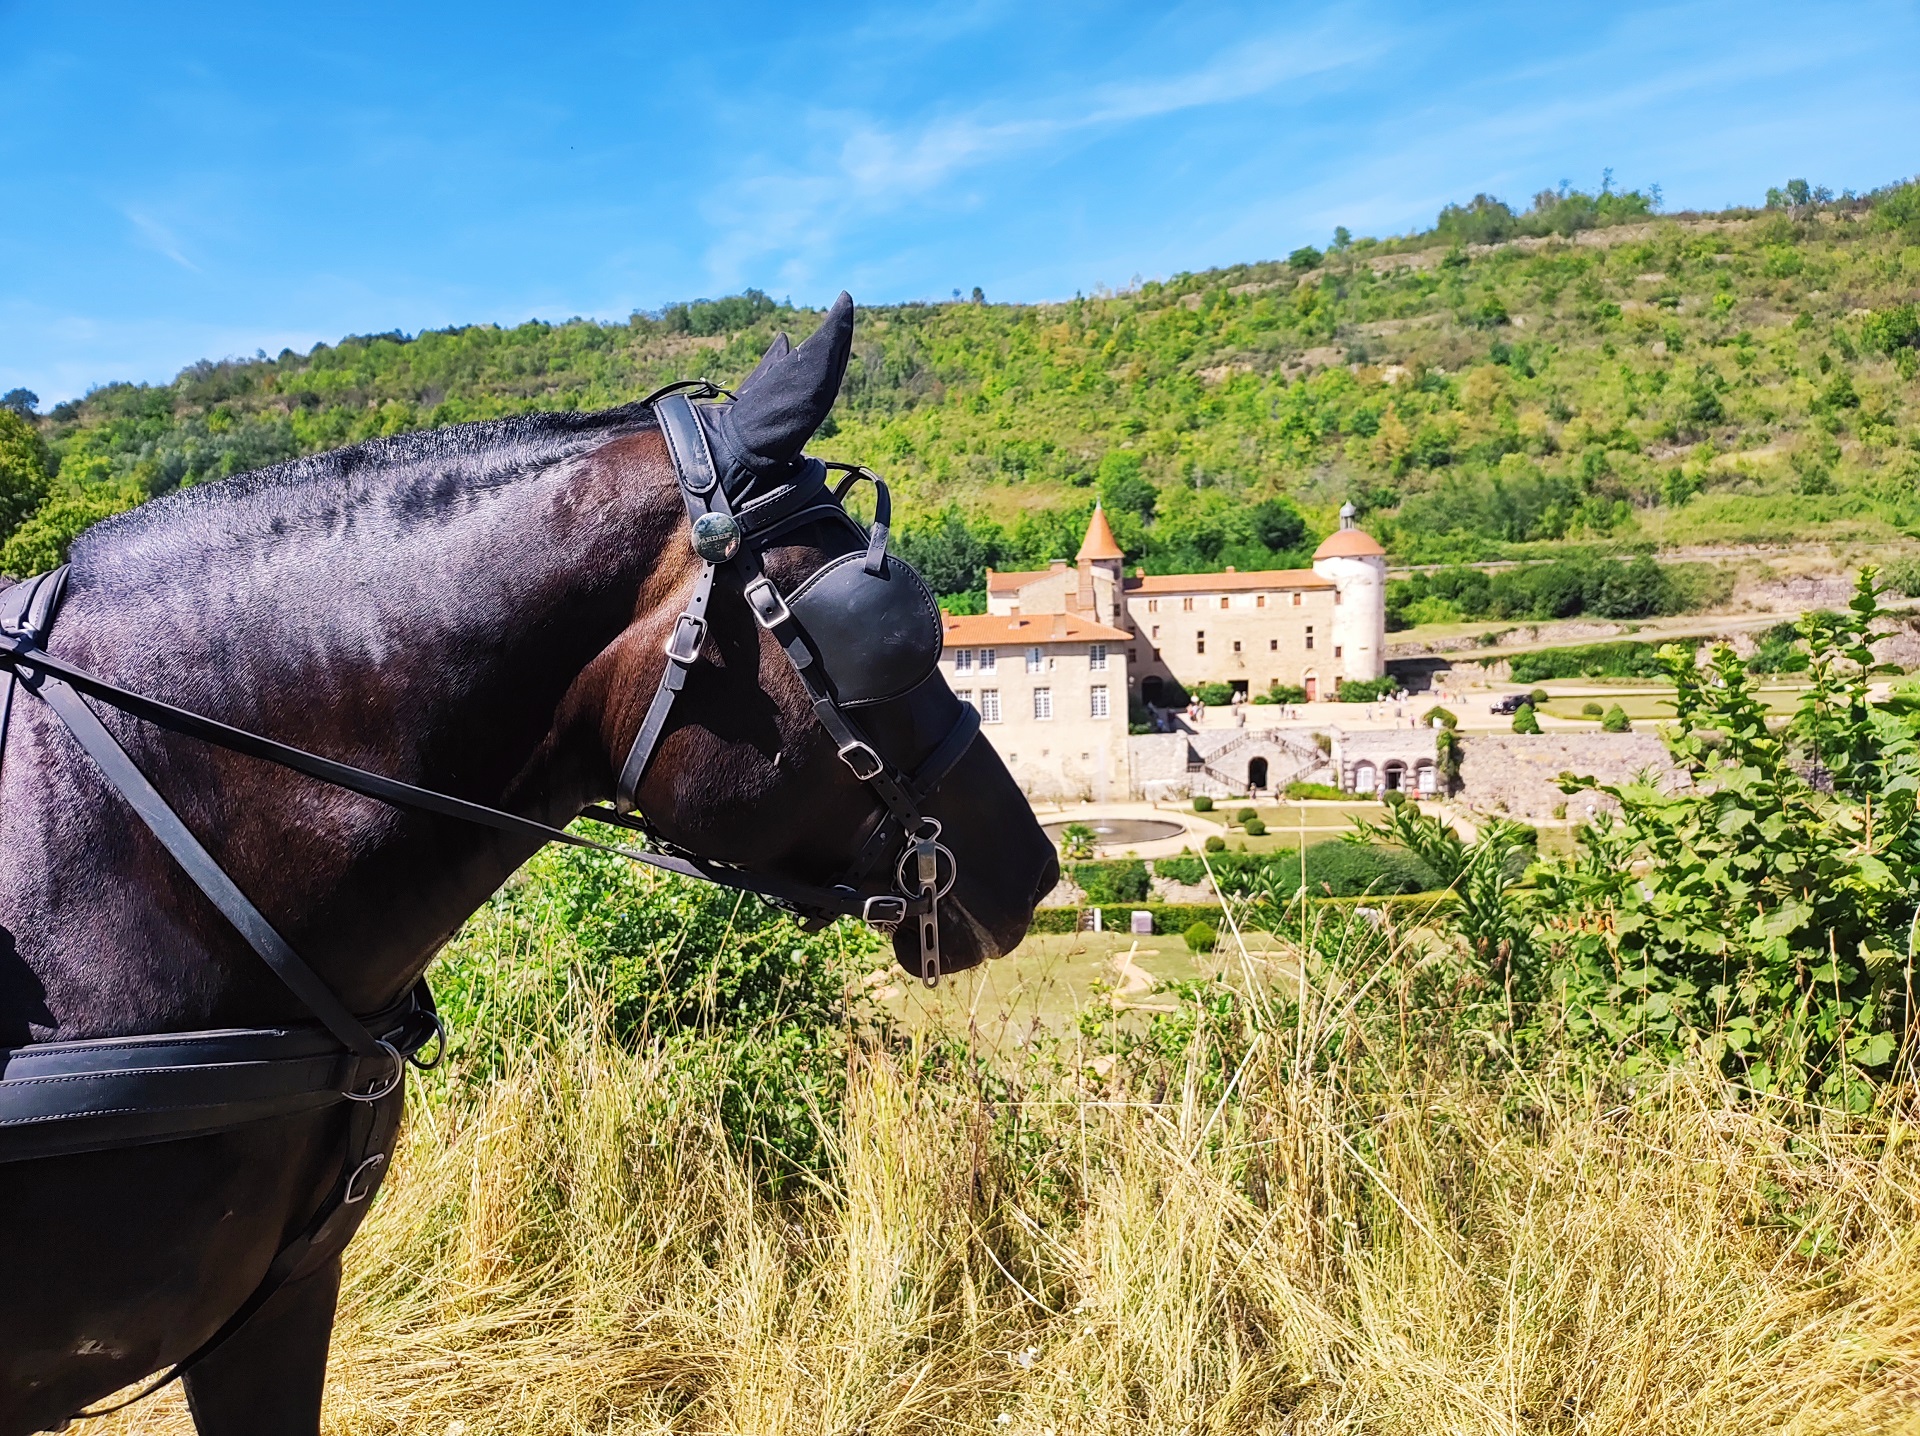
[0, 409, 51, 546]
[1600, 704, 1631, 732]
[1512, 702, 1542, 733]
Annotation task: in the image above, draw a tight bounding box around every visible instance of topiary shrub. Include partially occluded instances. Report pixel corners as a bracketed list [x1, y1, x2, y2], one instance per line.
[1204, 835, 1227, 854]
[1235, 807, 1257, 824]
[1602, 703, 1632, 732]
[1242, 817, 1267, 836]
[1529, 688, 1550, 706]
[1422, 705, 1457, 729]
[1582, 701, 1604, 717]
[1192, 794, 1214, 812]
[1512, 702, 1542, 734]
[1183, 920, 1218, 954]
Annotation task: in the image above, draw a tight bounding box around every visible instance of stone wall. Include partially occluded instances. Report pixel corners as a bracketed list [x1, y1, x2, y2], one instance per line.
[1455, 732, 1677, 819]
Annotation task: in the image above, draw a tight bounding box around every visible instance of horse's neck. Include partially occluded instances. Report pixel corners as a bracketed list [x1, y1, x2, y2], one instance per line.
[26, 437, 672, 1029]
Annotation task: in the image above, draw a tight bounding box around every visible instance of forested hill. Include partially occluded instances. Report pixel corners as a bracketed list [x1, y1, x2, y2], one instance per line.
[3, 177, 1919, 593]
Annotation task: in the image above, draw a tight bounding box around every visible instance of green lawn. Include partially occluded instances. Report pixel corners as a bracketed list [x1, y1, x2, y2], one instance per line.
[1533, 682, 1809, 724]
[877, 928, 1293, 1049]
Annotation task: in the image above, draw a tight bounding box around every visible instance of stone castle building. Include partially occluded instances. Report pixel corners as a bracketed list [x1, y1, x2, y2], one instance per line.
[935, 503, 1389, 800]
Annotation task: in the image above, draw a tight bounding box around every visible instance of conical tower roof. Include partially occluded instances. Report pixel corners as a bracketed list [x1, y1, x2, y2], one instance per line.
[1077, 503, 1124, 561]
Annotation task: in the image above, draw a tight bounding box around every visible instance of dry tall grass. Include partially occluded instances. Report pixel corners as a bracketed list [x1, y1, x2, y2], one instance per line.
[77, 931, 1920, 1435]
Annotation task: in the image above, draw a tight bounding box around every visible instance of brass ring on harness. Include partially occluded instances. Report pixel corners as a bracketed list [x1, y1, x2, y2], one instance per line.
[346, 1039, 405, 1102]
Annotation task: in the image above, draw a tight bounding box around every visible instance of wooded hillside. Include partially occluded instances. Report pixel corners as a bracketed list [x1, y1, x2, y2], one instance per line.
[4, 177, 1918, 583]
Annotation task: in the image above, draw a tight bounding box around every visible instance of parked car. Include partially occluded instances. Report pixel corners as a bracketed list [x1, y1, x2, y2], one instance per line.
[1489, 693, 1529, 715]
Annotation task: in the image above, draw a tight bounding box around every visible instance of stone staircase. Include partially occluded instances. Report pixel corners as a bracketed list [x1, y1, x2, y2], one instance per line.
[1187, 728, 1327, 796]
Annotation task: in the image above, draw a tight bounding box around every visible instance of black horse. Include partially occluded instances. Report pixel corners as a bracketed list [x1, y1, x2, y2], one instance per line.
[0, 298, 1056, 1434]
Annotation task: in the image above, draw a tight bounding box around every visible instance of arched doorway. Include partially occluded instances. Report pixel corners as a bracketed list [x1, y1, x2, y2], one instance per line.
[1383, 760, 1406, 792]
[1142, 675, 1165, 706]
[1248, 756, 1269, 790]
[1303, 673, 1318, 702]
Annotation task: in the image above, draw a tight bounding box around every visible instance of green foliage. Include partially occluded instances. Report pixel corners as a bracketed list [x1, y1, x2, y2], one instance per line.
[433, 841, 885, 1176]
[1253, 682, 1308, 705]
[1600, 704, 1631, 732]
[1533, 573, 1916, 1101]
[1746, 620, 1813, 675]
[1422, 705, 1458, 728]
[1204, 835, 1227, 853]
[1152, 854, 1205, 885]
[1348, 802, 1538, 964]
[0, 484, 138, 577]
[1057, 822, 1096, 862]
[1509, 640, 1674, 682]
[1512, 702, 1543, 733]
[1183, 920, 1219, 953]
[1528, 688, 1550, 705]
[1337, 675, 1397, 703]
[1285, 781, 1347, 800]
[1242, 816, 1267, 837]
[1193, 681, 1234, 706]
[1192, 794, 1214, 812]
[1026, 902, 1224, 935]
[0, 410, 50, 546]
[1211, 840, 1439, 899]
[1582, 701, 1605, 717]
[1387, 553, 1706, 629]
[1071, 859, 1150, 904]
[1234, 807, 1257, 824]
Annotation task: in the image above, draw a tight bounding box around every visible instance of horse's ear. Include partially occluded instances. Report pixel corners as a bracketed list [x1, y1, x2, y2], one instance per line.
[719, 292, 853, 475]
[736, 331, 791, 396]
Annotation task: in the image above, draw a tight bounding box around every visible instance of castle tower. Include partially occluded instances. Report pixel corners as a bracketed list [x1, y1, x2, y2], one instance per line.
[1075, 503, 1125, 627]
[1311, 502, 1387, 682]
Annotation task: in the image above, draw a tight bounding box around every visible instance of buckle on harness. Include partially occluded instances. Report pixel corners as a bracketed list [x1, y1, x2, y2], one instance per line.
[664, 613, 708, 665]
[344, 1152, 388, 1205]
[862, 894, 908, 926]
[743, 575, 792, 630]
[837, 740, 884, 781]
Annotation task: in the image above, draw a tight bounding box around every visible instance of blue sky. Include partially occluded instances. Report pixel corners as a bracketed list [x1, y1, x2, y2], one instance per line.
[3, 0, 1916, 403]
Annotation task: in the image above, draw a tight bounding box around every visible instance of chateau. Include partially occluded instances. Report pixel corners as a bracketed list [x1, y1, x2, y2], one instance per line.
[936, 504, 1390, 800]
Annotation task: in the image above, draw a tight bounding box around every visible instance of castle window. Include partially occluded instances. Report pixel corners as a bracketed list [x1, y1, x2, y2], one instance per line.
[1147, 598, 1159, 612]
[955, 689, 973, 707]
[1256, 594, 1267, 608]
[1336, 591, 1344, 604]
[1026, 647, 1044, 674]
[1088, 643, 1107, 671]
[953, 649, 974, 673]
[1220, 596, 1230, 610]
[1306, 627, 1315, 651]
[1150, 625, 1160, 639]
[1269, 638, 1278, 651]
[979, 649, 997, 673]
[1335, 645, 1344, 658]
[1182, 597, 1194, 611]
[1032, 687, 1053, 721]
[980, 689, 1002, 723]
[1089, 685, 1109, 719]
[1232, 640, 1242, 653]
[1291, 593, 1302, 607]
[1128, 648, 1137, 662]
[1196, 631, 1206, 655]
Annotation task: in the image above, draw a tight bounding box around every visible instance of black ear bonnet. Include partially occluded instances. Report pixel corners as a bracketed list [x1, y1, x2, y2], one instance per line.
[680, 292, 943, 709]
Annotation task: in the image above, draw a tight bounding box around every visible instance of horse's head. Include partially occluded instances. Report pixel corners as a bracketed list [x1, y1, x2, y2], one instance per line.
[585, 296, 1056, 979]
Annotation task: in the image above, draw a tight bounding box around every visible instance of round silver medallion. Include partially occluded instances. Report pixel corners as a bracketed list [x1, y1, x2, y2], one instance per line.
[690, 511, 742, 562]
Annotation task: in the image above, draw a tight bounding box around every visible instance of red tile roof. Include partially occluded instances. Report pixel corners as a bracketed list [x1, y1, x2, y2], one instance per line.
[1312, 527, 1386, 559]
[942, 613, 1131, 645]
[1077, 504, 1125, 561]
[1124, 569, 1332, 593]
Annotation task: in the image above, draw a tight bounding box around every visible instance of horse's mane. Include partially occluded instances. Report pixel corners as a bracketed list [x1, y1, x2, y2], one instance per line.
[71, 402, 660, 569]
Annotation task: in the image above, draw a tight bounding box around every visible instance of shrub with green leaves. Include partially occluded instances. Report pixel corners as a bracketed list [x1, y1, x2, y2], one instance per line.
[1071, 860, 1150, 904]
[1243, 817, 1267, 836]
[1235, 807, 1257, 825]
[1183, 921, 1218, 954]
[1600, 704, 1631, 732]
[1204, 835, 1227, 853]
[1285, 781, 1347, 800]
[1582, 701, 1604, 717]
[1512, 702, 1542, 734]
[1152, 854, 1206, 885]
[1192, 794, 1213, 812]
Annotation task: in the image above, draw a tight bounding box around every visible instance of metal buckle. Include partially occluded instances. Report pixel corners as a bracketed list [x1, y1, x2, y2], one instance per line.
[837, 740, 884, 781]
[402, 1010, 448, 1071]
[346, 1040, 404, 1102]
[664, 613, 708, 664]
[743, 575, 792, 630]
[862, 894, 908, 926]
[344, 1152, 388, 1205]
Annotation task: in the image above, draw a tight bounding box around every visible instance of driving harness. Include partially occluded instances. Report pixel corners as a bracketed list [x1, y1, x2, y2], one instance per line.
[0, 383, 976, 1416]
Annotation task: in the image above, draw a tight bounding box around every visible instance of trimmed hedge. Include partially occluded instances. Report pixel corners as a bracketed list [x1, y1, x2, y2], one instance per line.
[1029, 903, 1227, 935]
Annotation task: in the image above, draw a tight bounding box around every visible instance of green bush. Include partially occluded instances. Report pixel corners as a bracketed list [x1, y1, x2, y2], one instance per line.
[1183, 921, 1219, 954]
[1528, 688, 1550, 705]
[1057, 822, 1096, 861]
[1254, 682, 1308, 705]
[1192, 794, 1214, 812]
[1235, 807, 1257, 825]
[1242, 817, 1267, 836]
[1581, 701, 1604, 717]
[1029, 903, 1226, 936]
[1422, 705, 1458, 729]
[1601, 704, 1631, 732]
[1509, 641, 1673, 682]
[1285, 781, 1347, 800]
[1071, 859, 1151, 904]
[1512, 702, 1542, 734]
[1337, 675, 1397, 703]
[1204, 835, 1227, 853]
[1194, 681, 1234, 706]
[1153, 854, 1205, 885]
